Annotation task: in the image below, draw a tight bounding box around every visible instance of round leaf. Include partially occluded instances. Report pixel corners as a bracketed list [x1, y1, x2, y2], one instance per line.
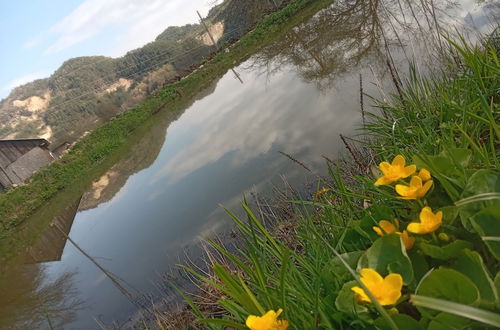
[358, 234, 414, 284]
[416, 268, 479, 312]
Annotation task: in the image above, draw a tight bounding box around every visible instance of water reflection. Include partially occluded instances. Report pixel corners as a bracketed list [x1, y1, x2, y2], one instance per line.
[0, 265, 82, 329]
[80, 80, 219, 211]
[250, 0, 498, 90]
[1, 0, 498, 328]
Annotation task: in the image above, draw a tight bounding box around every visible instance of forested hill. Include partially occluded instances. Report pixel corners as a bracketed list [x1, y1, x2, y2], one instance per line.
[0, 0, 282, 147]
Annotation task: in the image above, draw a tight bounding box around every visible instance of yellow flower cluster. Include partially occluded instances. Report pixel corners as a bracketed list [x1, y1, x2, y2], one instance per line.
[373, 155, 442, 236]
[346, 155, 446, 309]
[375, 155, 433, 200]
[373, 219, 415, 250]
[246, 309, 289, 330]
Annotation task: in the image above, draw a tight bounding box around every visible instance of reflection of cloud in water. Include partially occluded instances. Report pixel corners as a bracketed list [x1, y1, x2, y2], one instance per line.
[151, 67, 360, 186]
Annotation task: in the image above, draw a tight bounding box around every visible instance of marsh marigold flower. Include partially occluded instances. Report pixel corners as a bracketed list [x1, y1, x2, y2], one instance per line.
[351, 268, 403, 306]
[407, 207, 442, 234]
[399, 230, 416, 250]
[395, 176, 433, 199]
[375, 155, 416, 186]
[373, 219, 415, 250]
[417, 168, 431, 182]
[373, 219, 398, 236]
[246, 309, 289, 330]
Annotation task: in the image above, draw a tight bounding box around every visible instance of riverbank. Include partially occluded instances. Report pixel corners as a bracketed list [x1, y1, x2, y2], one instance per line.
[169, 33, 500, 328]
[0, 0, 336, 263]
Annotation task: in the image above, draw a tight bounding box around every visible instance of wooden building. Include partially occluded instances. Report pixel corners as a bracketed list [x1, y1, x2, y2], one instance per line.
[0, 138, 54, 190]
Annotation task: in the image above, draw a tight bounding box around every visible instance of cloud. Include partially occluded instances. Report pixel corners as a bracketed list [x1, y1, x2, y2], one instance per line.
[39, 0, 212, 56]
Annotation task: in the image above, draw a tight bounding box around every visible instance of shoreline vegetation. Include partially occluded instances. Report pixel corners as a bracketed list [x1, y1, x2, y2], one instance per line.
[0, 0, 336, 263]
[151, 33, 500, 328]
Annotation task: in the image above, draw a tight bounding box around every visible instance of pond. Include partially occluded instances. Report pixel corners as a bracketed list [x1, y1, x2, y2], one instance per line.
[0, 0, 497, 328]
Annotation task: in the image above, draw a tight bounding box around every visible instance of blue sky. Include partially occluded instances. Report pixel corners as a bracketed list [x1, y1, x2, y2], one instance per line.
[0, 0, 214, 99]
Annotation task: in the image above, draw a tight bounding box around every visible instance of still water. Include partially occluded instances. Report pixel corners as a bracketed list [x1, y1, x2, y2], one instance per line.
[1, 0, 497, 328]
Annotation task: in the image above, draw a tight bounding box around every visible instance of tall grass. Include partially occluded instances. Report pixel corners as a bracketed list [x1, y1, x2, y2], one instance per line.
[173, 35, 499, 329]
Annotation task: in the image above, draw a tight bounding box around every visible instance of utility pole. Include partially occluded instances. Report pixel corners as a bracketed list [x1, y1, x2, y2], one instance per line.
[54, 223, 140, 307]
[197, 9, 243, 84]
[197, 10, 217, 47]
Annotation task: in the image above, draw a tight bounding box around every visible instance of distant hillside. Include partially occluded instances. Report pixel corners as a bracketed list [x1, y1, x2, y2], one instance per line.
[0, 0, 282, 147]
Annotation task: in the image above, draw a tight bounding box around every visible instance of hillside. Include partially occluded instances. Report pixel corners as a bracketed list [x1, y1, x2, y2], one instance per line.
[0, 0, 281, 147]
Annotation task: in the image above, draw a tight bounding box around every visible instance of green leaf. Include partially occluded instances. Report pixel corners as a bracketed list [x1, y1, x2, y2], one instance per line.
[440, 205, 459, 225]
[427, 312, 472, 330]
[470, 205, 500, 260]
[495, 272, 500, 303]
[375, 314, 422, 330]
[452, 249, 498, 302]
[443, 148, 472, 168]
[418, 240, 472, 260]
[414, 149, 471, 199]
[407, 250, 429, 286]
[358, 234, 414, 284]
[459, 170, 500, 230]
[411, 295, 500, 328]
[322, 251, 364, 282]
[334, 280, 369, 318]
[416, 268, 479, 311]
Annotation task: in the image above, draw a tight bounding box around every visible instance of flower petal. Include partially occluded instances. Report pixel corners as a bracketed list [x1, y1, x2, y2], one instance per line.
[419, 207, 434, 224]
[418, 180, 433, 197]
[375, 176, 392, 186]
[392, 155, 405, 167]
[246, 315, 260, 329]
[360, 268, 383, 287]
[402, 165, 417, 178]
[379, 220, 397, 234]
[351, 286, 371, 303]
[436, 210, 443, 222]
[407, 222, 423, 234]
[381, 288, 402, 306]
[395, 184, 411, 196]
[409, 175, 422, 188]
[399, 230, 415, 249]
[276, 320, 289, 330]
[379, 161, 392, 174]
[384, 273, 403, 291]
[418, 168, 431, 181]
[373, 226, 384, 236]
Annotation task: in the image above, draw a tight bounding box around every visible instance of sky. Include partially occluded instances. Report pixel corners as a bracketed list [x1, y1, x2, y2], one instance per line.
[0, 0, 215, 99]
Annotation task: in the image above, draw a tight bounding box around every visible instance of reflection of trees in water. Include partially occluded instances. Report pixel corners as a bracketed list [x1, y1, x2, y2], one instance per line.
[79, 77, 220, 211]
[249, 0, 461, 91]
[0, 264, 83, 329]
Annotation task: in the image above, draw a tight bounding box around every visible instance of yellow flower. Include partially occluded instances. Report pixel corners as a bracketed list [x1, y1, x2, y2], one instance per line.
[399, 230, 416, 250]
[313, 187, 330, 201]
[246, 309, 289, 330]
[395, 176, 433, 199]
[373, 219, 398, 236]
[373, 219, 415, 250]
[351, 268, 403, 306]
[407, 207, 442, 234]
[418, 168, 431, 182]
[375, 155, 416, 186]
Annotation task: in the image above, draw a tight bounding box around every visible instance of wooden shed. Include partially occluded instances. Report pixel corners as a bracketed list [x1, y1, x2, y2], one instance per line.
[0, 138, 54, 190]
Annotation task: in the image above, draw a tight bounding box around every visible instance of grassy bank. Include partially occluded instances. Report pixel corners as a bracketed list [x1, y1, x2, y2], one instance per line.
[174, 36, 500, 328]
[0, 0, 336, 262]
